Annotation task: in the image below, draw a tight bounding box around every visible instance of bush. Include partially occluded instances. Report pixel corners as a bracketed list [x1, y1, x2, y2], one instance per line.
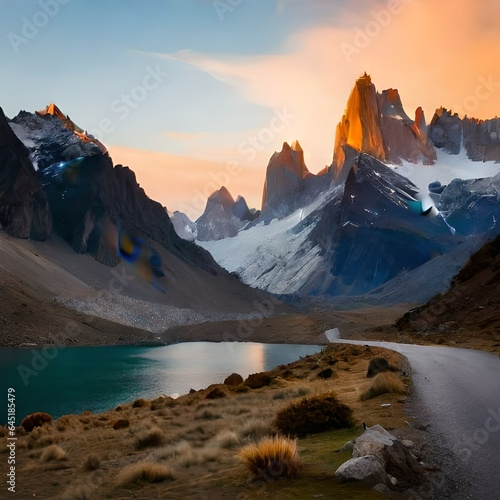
[40, 444, 67, 462]
[117, 461, 173, 485]
[132, 398, 149, 408]
[134, 426, 165, 449]
[20, 412, 52, 432]
[224, 373, 244, 386]
[274, 393, 354, 437]
[205, 387, 227, 399]
[237, 436, 302, 479]
[113, 419, 130, 430]
[318, 367, 333, 379]
[360, 372, 406, 401]
[244, 372, 272, 389]
[366, 357, 391, 378]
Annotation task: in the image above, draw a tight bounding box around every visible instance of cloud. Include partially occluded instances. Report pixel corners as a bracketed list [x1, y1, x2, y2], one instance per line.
[139, 0, 500, 175]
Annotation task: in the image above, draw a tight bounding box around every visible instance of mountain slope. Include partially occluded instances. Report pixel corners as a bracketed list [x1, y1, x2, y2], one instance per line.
[396, 235, 500, 336]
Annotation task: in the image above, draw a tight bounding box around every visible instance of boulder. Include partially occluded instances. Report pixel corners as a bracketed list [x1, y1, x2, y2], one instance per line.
[335, 455, 389, 487]
[353, 425, 426, 488]
[353, 424, 397, 458]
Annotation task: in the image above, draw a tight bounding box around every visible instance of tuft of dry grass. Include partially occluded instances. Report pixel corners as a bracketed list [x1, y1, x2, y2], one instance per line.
[61, 484, 95, 500]
[239, 418, 275, 442]
[211, 430, 239, 449]
[40, 444, 67, 462]
[117, 461, 174, 485]
[237, 436, 302, 479]
[134, 426, 165, 449]
[360, 372, 407, 401]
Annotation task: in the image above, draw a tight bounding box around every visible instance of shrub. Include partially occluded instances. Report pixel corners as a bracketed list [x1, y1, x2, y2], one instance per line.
[205, 387, 227, 399]
[237, 436, 302, 479]
[244, 372, 272, 389]
[360, 372, 406, 401]
[20, 412, 52, 432]
[134, 426, 165, 449]
[274, 393, 354, 437]
[318, 367, 333, 379]
[113, 419, 130, 430]
[117, 461, 173, 485]
[132, 398, 149, 408]
[40, 444, 67, 462]
[366, 357, 392, 378]
[224, 373, 244, 386]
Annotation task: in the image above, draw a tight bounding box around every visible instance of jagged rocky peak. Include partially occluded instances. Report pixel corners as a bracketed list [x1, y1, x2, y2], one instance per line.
[332, 73, 436, 181]
[196, 186, 258, 242]
[332, 73, 385, 177]
[0, 107, 52, 240]
[261, 140, 310, 215]
[207, 185, 235, 207]
[430, 107, 500, 162]
[429, 107, 463, 155]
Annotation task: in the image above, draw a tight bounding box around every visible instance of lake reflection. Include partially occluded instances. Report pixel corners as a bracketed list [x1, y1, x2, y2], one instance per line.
[0, 342, 322, 423]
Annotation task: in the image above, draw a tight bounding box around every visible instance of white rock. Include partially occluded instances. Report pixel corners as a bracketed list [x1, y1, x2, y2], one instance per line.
[335, 455, 389, 487]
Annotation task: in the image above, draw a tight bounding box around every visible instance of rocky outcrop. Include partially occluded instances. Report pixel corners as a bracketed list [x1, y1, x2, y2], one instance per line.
[0, 107, 52, 240]
[336, 425, 427, 492]
[332, 74, 436, 180]
[430, 108, 500, 162]
[310, 153, 455, 295]
[332, 73, 385, 178]
[261, 140, 330, 220]
[170, 211, 197, 241]
[196, 186, 258, 241]
[10, 107, 103, 170]
[462, 116, 500, 162]
[429, 107, 463, 155]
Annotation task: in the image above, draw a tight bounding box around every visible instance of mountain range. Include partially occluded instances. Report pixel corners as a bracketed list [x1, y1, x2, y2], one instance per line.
[193, 74, 500, 302]
[1, 73, 500, 339]
[0, 103, 282, 346]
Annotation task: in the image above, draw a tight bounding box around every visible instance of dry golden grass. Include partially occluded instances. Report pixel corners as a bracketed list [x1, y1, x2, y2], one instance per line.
[40, 444, 67, 462]
[134, 426, 165, 449]
[211, 430, 240, 449]
[360, 372, 407, 401]
[116, 461, 174, 485]
[237, 435, 302, 479]
[239, 418, 275, 442]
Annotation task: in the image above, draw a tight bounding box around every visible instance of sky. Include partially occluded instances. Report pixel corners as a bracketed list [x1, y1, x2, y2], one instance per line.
[1, 0, 500, 219]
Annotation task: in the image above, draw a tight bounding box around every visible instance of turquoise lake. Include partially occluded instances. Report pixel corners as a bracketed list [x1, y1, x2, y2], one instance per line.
[0, 342, 322, 424]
